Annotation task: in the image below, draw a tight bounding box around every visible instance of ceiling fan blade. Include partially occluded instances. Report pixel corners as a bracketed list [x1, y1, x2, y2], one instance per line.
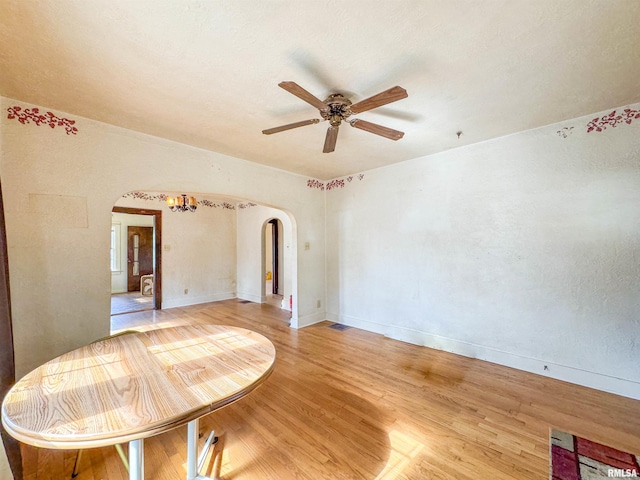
[349, 119, 404, 140]
[279, 81, 328, 111]
[349, 86, 408, 114]
[262, 118, 320, 135]
[323, 126, 339, 153]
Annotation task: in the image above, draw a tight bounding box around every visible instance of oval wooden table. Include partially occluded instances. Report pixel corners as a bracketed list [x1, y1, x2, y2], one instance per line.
[1, 324, 276, 480]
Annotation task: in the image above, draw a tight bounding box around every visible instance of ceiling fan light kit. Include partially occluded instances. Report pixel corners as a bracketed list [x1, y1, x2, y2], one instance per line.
[262, 81, 408, 153]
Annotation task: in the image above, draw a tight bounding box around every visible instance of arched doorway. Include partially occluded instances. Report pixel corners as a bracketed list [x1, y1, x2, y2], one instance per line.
[264, 218, 284, 307]
[109, 191, 299, 325]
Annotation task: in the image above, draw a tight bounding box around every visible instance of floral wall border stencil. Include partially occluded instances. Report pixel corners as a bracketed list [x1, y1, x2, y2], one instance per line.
[7, 106, 78, 135]
[326, 179, 345, 190]
[587, 108, 640, 133]
[556, 126, 574, 138]
[307, 179, 325, 190]
[199, 199, 235, 210]
[121, 192, 255, 210]
[307, 173, 365, 191]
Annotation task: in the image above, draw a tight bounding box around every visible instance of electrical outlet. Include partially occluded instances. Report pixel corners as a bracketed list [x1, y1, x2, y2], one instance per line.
[184, 288, 188, 295]
[317, 299, 321, 308]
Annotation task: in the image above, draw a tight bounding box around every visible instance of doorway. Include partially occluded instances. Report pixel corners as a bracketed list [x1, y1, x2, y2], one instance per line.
[127, 226, 153, 292]
[264, 218, 284, 307]
[0, 181, 22, 479]
[111, 207, 162, 316]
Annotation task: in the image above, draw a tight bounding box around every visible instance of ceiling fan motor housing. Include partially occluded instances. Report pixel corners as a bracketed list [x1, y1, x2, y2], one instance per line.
[322, 93, 352, 127]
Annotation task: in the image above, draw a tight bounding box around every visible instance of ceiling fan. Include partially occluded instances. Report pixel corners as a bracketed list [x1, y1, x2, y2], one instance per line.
[262, 81, 408, 153]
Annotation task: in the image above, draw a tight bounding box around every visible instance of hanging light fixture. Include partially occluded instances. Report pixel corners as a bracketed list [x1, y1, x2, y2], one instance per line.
[166, 194, 197, 212]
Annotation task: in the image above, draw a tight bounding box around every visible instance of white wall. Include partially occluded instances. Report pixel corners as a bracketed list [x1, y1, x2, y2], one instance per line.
[0, 96, 326, 378]
[110, 212, 154, 293]
[326, 102, 640, 400]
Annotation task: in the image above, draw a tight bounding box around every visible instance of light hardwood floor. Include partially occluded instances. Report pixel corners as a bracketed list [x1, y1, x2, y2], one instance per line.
[110, 292, 153, 316]
[21, 299, 640, 479]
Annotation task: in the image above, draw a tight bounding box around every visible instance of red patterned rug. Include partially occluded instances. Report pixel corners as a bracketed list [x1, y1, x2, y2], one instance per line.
[550, 429, 639, 479]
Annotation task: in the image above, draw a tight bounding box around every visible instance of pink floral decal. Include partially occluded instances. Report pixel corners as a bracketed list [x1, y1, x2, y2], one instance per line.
[122, 192, 243, 210]
[307, 179, 325, 190]
[326, 179, 345, 190]
[123, 192, 169, 202]
[7, 106, 78, 135]
[587, 109, 640, 133]
[556, 126, 573, 138]
[307, 173, 365, 191]
[199, 200, 235, 210]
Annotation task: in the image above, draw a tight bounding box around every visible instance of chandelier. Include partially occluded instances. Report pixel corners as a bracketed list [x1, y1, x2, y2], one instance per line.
[166, 194, 197, 212]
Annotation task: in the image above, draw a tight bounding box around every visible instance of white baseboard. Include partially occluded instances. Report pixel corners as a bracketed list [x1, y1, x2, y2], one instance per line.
[325, 312, 339, 323]
[296, 311, 327, 328]
[163, 292, 236, 309]
[236, 292, 263, 304]
[329, 313, 640, 401]
[330, 312, 386, 334]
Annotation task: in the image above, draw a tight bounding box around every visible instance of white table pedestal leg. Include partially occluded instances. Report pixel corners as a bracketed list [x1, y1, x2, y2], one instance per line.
[186, 419, 218, 480]
[187, 419, 199, 480]
[129, 438, 144, 480]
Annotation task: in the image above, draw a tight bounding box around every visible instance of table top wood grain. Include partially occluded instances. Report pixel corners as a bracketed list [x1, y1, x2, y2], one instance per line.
[1, 324, 276, 449]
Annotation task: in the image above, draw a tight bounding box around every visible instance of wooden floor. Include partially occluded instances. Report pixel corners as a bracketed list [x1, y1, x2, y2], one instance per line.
[21, 299, 640, 479]
[110, 292, 154, 316]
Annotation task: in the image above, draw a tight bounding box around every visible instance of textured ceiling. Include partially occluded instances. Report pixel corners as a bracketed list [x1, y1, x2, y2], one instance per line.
[1, 0, 639, 180]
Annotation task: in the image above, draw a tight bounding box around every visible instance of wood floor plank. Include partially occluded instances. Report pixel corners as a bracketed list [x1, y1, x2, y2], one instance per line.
[17, 299, 640, 479]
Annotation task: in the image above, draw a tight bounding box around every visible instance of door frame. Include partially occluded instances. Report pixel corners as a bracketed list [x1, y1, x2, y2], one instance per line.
[112, 207, 162, 310]
[0, 182, 22, 479]
[269, 219, 279, 295]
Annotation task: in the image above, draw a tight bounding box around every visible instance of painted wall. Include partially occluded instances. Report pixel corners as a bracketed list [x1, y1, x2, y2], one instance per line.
[0, 96, 326, 378]
[326, 103, 640, 400]
[110, 212, 155, 294]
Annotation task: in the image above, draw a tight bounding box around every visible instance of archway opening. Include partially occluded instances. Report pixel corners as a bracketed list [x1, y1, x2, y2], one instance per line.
[109, 191, 298, 329]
